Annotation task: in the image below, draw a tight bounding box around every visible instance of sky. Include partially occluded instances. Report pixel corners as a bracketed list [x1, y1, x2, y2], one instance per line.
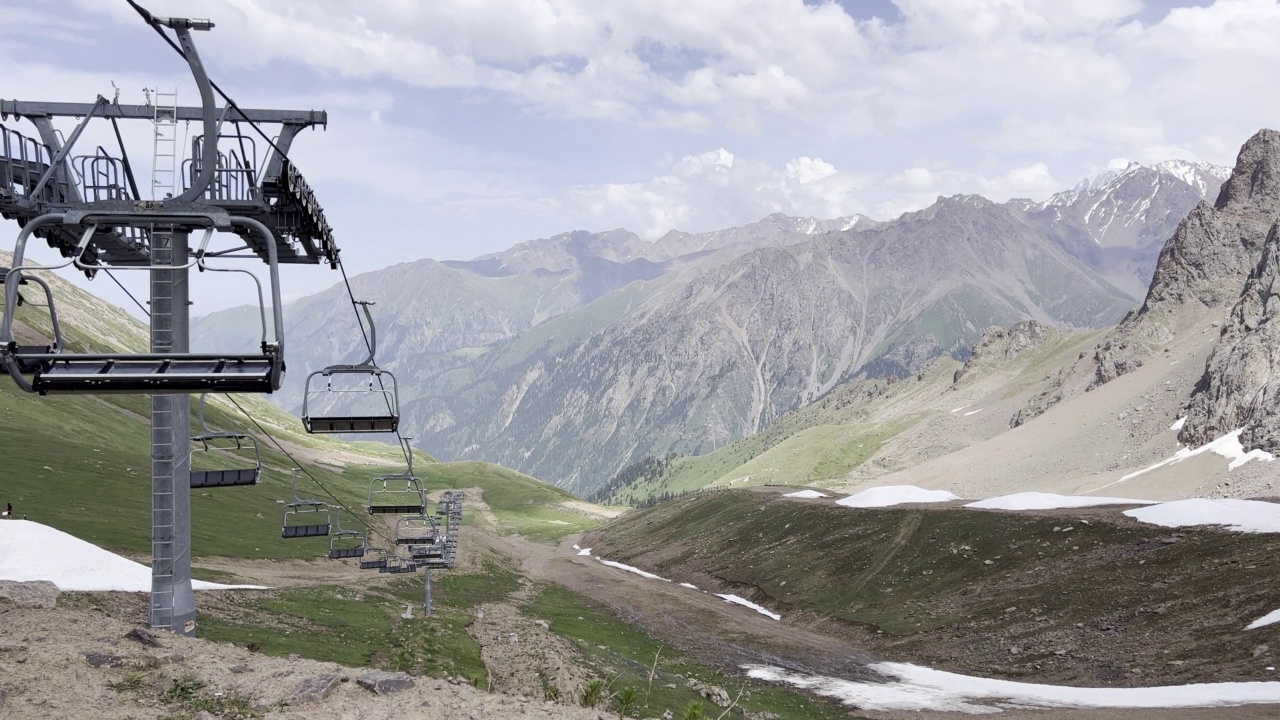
[4, 0, 1280, 314]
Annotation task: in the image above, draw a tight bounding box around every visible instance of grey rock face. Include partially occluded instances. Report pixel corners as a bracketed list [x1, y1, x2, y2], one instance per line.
[954, 320, 1056, 384]
[1093, 130, 1280, 389]
[290, 673, 343, 704]
[1180, 222, 1280, 451]
[356, 670, 415, 695]
[0, 580, 59, 609]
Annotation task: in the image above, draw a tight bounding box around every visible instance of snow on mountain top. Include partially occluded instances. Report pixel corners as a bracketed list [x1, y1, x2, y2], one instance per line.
[782, 489, 828, 499]
[965, 492, 1156, 511]
[0, 520, 265, 591]
[836, 486, 961, 508]
[745, 661, 1280, 713]
[1123, 498, 1280, 534]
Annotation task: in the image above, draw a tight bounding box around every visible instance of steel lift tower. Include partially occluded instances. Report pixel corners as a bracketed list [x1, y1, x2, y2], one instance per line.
[0, 7, 338, 635]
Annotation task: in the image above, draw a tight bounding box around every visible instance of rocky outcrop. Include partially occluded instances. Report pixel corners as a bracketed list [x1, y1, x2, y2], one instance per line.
[1092, 129, 1280, 389]
[953, 321, 1056, 384]
[0, 580, 59, 609]
[1180, 221, 1280, 451]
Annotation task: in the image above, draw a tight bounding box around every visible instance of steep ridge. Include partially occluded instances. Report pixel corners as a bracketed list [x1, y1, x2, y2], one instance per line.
[1180, 220, 1280, 451]
[418, 196, 1133, 495]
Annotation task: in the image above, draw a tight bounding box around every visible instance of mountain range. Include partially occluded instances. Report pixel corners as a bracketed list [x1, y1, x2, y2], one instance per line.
[192, 158, 1229, 495]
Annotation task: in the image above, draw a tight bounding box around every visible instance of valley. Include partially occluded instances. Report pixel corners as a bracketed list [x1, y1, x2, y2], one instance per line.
[4, 12, 1280, 714]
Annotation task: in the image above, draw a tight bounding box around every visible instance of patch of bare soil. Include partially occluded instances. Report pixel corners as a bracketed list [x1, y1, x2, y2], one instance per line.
[467, 581, 594, 701]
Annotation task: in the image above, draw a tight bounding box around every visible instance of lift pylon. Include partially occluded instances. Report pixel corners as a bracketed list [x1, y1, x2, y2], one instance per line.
[0, 4, 339, 637]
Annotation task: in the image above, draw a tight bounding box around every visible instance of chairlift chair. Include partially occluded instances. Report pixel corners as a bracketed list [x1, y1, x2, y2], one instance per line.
[367, 437, 425, 514]
[379, 553, 419, 575]
[190, 394, 261, 488]
[394, 513, 440, 546]
[281, 468, 331, 539]
[1, 213, 288, 395]
[301, 301, 399, 433]
[358, 544, 388, 570]
[327, 512, 366, 559]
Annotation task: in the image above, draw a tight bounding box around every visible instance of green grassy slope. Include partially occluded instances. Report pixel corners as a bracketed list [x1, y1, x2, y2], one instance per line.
[0, 261, 603, 556]
[586, 490, 1280, 683]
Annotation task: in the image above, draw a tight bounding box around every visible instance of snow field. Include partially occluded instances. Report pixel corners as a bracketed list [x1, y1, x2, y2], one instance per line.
[965, 492, 1155, 511]
[745, 662, 1280, 714]
[0, 520, 265, 591]
[782, 489, 827, 499]
[1123, 498, 1280, 534]
[835, 485, 961, 508]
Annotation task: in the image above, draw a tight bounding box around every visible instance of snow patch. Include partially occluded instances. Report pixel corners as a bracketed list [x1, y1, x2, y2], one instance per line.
[745, 662, 1280, 713]
[1170, 416, 1187, 432]
[949, 405, 969, 413]
[965, 492, 1156, 511]
[836, 486, 961, 508]
[783, 489, 828, 499]
[715, 594, 781, 620]
[1123, 498, 1280, 534]
[1248, 608, 1280, 631]
[1119, 428, 1274, 483]
[597, 558, 670, 581]
[577, 547, 593, 557]
[679, 582, 699, 590]
[963, 408, 984, 416]
[0, 520, 266, 591]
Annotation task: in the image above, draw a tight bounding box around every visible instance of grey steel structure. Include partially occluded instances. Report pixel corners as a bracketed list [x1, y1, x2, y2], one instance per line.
[0, 10, 337, 635]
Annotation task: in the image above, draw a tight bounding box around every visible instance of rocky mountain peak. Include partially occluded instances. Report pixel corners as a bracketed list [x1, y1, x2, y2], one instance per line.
[1092, 128, 1280, 388]
[1213, 128, 1280, 213]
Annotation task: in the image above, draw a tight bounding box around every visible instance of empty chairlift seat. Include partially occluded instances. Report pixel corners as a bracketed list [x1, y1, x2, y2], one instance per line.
[281, 469, 332, 539]
[359, 546, 388, 570]
[395, 514, 440, 546]
[1, 215, 289, 396]
[327, 514, 366, 559]
[189, 394, 261, 488]
[367, 440, 425, 514]
[301, 301, 399, 434]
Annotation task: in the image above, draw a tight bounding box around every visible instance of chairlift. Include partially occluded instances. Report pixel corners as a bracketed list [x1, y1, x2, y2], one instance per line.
[327, 512, 366, 559]
[1, 213, 288, 395]
[358, 544, 388, 570]
[301, 301, 399, 433]
[367, 437, 425, 514]
[379, 553, 419, 575]
[281, 468, 331, 539]
[190, 394, 261, 488]
[395, 513, 441, 546]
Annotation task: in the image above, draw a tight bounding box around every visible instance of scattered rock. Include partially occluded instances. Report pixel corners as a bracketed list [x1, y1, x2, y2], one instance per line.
[0, 641, 27, 652]
[1254, 644, 1270, 658]
[82, 651, 125, 668]
[291, 673, 343, 704]
[144, 652, 185, 667]
[193, 712, 222, 720]
[124, 628, 163, 648]
[357, 670, 415, 695]
[230, 663, 252, 674]
[0, 580, 59, 609]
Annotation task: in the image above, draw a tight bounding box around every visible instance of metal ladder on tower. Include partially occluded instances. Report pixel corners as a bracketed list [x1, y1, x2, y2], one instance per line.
[151, 88, 178, 200]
